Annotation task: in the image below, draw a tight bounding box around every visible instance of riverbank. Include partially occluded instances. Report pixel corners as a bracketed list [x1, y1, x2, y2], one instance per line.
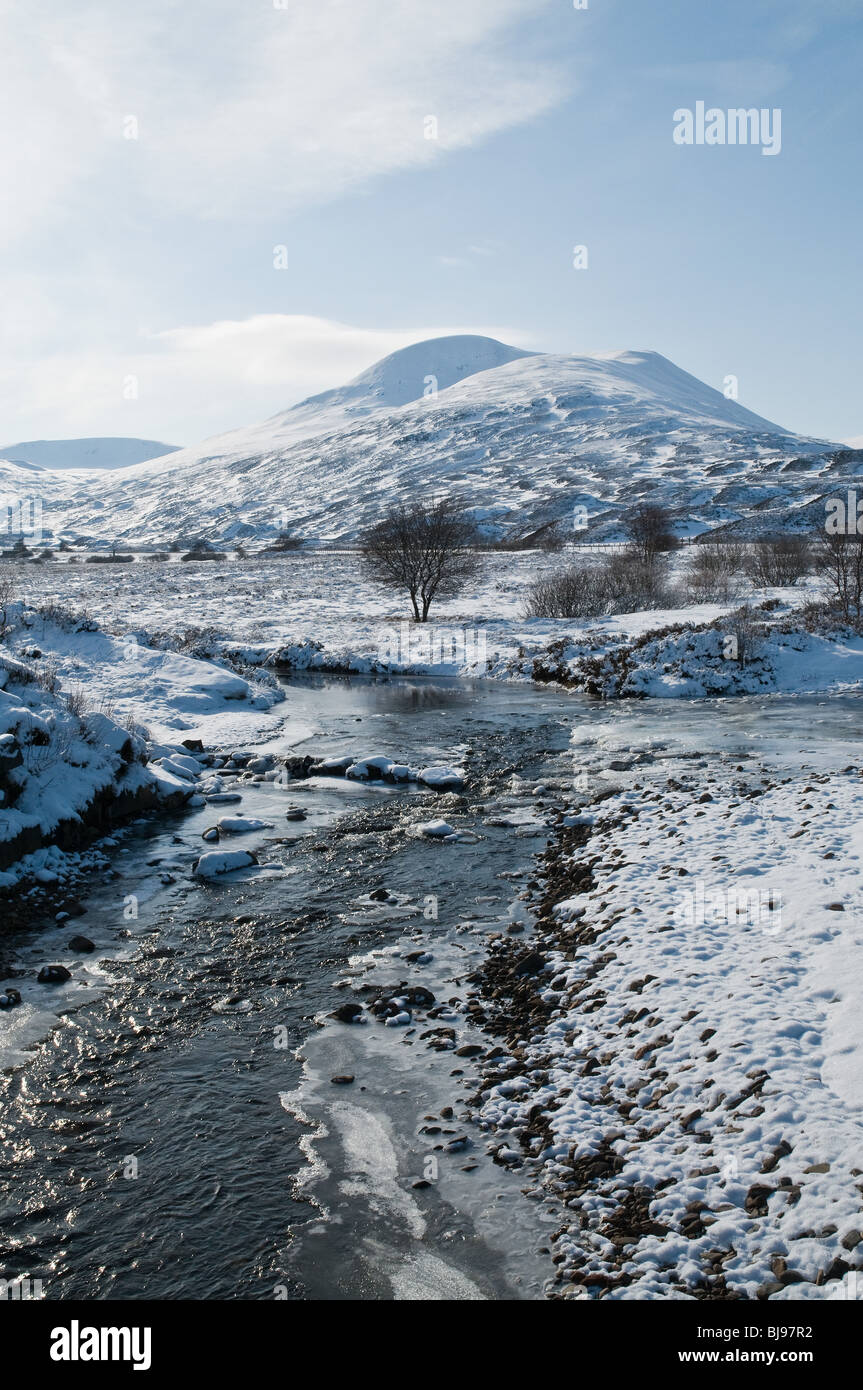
[465, 750, 863, 1299]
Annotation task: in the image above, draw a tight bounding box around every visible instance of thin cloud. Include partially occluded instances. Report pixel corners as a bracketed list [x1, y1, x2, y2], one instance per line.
[0, 0, 569, 244]
[0, 314, 540, 445]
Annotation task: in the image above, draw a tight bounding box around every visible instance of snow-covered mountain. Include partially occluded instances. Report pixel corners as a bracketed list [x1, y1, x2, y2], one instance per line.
[0, 437, 178, 471]
[2, 337, 856, 545]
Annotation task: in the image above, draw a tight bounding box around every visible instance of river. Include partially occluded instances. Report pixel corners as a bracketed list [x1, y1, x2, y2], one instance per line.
[2, 676, 863, 1300]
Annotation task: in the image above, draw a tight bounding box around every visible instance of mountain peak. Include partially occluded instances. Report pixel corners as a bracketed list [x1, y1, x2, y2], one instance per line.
[293, 334, 535, 416]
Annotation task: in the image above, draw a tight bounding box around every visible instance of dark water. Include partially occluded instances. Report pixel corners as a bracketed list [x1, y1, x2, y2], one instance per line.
[0, 676, 579, 1301]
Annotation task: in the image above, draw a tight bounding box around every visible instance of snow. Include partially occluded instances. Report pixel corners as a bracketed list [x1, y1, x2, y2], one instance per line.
[3, 604, 284, 746]
[418, 819, 458, 840]
[417, 765, 466, 790]
[214, 816, 273, 834]
[192, 849, 258, 877]
[0, 646, 193, 887]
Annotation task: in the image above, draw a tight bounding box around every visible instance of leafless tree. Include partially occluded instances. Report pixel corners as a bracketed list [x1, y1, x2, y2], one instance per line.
[268, 529, 304, 552]
[814, 531, 863, 623]
[624, 502, 678, 562]
[361, 498, 481, 622]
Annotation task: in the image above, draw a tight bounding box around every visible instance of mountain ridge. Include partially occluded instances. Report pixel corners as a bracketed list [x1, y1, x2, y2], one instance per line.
[0, 336, 851, 545]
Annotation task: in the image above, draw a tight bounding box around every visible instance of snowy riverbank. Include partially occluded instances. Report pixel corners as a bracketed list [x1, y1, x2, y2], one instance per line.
[0, 602, 286, 895]
[467, 747, 863, 1300]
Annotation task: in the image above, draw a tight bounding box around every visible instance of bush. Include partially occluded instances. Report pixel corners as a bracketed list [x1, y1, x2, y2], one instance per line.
[685, 543, 748, 603]
[746, 535, 813, 587]
[722, 605, 765, 665]
[523, 551, 678, 619]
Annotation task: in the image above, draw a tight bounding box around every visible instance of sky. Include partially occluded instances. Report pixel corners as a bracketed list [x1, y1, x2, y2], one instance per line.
[1, 0, 861, 448]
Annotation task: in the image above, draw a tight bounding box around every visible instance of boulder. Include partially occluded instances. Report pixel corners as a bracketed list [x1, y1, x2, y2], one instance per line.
[37, 965, 72, 984]
[67, 935, 95, 953]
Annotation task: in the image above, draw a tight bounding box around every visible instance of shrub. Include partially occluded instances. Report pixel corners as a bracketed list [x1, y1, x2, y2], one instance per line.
[685, 542, 748, 603]
[0, 571, 16, 639]
[746, 535, 813, 587]
[523, 551, 678, 619]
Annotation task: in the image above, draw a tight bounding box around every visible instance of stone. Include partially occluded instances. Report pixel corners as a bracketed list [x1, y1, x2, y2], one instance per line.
[67, 936, 95, 953]
[330, 1002, 363, 1023]
[37, 965, 71, 984]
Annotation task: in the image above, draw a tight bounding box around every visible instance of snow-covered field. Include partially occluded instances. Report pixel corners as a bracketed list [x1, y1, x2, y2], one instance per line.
[6, 548, 861, 695]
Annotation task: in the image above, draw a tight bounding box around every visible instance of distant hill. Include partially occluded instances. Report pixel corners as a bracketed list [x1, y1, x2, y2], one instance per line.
[0, 438, 179, 472]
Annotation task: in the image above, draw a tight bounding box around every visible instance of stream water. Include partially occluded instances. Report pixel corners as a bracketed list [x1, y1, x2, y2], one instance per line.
[3, 676, 863, 1301]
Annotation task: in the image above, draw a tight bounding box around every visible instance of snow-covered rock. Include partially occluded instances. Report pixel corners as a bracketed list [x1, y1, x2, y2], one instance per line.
[215, 816, 273, 834]
[418, 819, 459, 840]
[192, 849, 258, 878]
[417, 764, 466, 790]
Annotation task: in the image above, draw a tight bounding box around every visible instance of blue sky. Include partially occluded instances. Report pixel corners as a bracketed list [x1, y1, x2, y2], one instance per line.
[2, 0, 861, 445]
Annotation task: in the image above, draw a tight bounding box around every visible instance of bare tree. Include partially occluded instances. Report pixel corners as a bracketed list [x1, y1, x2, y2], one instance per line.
[814, 531, 863, 623]
[361, 498, 481, 622]
[625, 503, 678, 562]
[267, 529, 304, 553]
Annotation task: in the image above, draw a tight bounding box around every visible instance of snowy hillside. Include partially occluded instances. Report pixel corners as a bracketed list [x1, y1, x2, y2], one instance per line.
[0, 437, 178, 472]
[3, 337, 855, 545]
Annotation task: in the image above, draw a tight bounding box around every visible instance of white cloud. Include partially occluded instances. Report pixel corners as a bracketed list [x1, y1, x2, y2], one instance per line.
[0, 0, 567, 244]
[0, 314, 539, 445]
